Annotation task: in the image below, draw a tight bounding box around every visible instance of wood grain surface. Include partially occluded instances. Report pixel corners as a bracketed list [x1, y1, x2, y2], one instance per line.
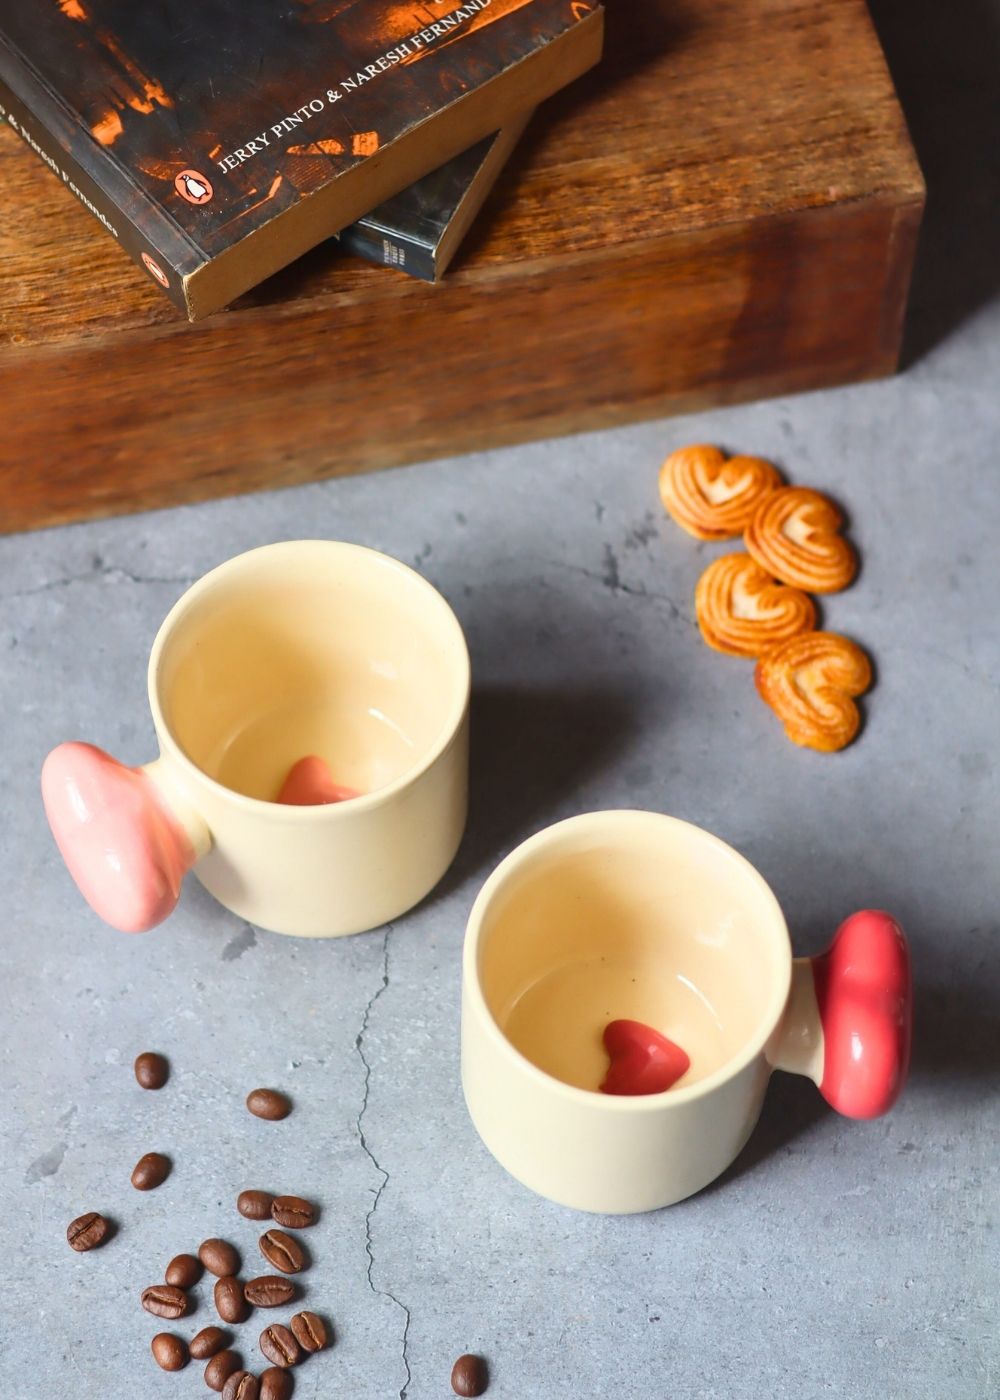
[0, 0, 924, 533]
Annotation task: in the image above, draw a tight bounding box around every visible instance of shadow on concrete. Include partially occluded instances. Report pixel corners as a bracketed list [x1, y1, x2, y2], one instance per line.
[867, 0, 1000, 364]
[908, 966, 1000, 1083]
[439, 681, 639, 898]
[686, 943, 1000, 1201]
[697, 1071, 831, 1203]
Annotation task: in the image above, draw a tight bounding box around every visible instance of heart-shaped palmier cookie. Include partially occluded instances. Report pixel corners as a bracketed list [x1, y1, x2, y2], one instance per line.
[744, 486, 856, 593]
[755, 631, 872, 752]
[659, 445, 782, 540]
[695, 553, 816, 658]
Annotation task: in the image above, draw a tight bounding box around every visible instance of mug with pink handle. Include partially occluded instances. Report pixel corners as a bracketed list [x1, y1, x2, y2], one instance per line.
[461, 811, 912, 1213]
[42, 541, 470, 938]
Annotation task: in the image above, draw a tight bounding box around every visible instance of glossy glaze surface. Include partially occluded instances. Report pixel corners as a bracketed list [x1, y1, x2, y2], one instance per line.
[40, 741, 194, 932]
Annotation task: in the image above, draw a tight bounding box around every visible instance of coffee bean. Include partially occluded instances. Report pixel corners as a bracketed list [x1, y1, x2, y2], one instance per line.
[258, 1230, 306, 1275]
[238, 1190, 274, 1221]
[165, 1252, 202, 1287]
[204, 1349, 242, 1391]
[190, 1326, 229, 1360]
[151, 1333, 187, 1372]
[451, 1354, 489, 1396]
[134, 1051, 169, 1089]
[259, 1324, 301, 1369]
[141, 1284, 187, 1319]
[200, 1238, 241, 1277]
[289, 1312, 327, 1353]
[222, 1372, 260, 1400]
[246, 1089, 291, 1121]
[244, 1276, 295, 1308]
[215, 1275, 249, 1324]
[131, 1152, 171, 1191]
[260, 1369, 294, 1400]
[270, 1196, 315, 1229]
[66, 1211, 109, 1252]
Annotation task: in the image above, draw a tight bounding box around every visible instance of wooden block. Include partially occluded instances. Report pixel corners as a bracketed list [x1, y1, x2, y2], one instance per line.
[0, 0, 923, 534]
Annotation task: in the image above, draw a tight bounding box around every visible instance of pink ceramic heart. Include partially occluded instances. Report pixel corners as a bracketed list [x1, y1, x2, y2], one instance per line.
[277, 756, 359, 806]
[812, 909, 912, 1119]
[600, 1019, 691, 1096]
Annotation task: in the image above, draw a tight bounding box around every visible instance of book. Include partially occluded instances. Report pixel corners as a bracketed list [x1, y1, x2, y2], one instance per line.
[0, 0, 603, 320]
[335, 112, 531, 281]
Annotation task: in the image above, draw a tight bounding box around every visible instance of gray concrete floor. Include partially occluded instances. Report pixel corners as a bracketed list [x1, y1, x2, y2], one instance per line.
[2, 11, 999, 1395]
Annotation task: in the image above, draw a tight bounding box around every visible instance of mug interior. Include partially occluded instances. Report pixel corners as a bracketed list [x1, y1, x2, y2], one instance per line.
[475, 813, 790, 1095]
[152, 542, 468, 804]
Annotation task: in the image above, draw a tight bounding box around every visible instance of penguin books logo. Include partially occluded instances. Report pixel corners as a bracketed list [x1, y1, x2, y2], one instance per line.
[175, 169, 214, 205]
[141, 252, 170, 288]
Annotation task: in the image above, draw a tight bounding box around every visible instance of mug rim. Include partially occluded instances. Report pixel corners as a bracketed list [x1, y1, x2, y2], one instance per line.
[463, 810, 793, 1111]
[146, 539, 471, 819]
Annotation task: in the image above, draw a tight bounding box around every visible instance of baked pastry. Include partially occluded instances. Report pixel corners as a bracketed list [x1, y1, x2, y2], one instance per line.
[659, 445, 782, 540]
[755, 632, 872, 752]
[744, 486, 856, 593]
[695, 553, 816, 658]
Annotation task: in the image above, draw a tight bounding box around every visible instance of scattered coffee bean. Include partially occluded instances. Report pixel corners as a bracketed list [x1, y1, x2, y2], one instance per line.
[200, 1238, 241, 1277]
[260, 1369, 294, 1400]
[451, 1354, 489, 1396]
[204, 1349, 242, 1391]
[260, 1324, 301, 1369]
[134, 1051, 169, 1089]
[258, 1230, 306, 1275]
[244, 1276, 295, 1308]
[222, 1372, 260, 1400]
[66, 1211, 109, 1252]
[215, 1275, 249, 1324]
[141, 1284, 187, 1320]
[190, 1326, 229, 1360]
[165, 1252, 202, 1287]
[289, 1312, 327, 1353]
[238, 1190, 274, 1221]
[246, 1089, 291, 1121]
[151, 1333, 187, 1372]
[131, 1152, 171, 1191]
[271, 1196, 315, 1229]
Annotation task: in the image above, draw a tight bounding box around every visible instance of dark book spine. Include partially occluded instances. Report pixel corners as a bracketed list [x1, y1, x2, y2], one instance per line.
[335, 224, 437, 284]
[0, 47, 191, 314]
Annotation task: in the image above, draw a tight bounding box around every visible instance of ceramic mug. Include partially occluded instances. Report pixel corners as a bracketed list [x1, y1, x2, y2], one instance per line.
[462, 811, 912, 1213]
[42, 541, 470, 938]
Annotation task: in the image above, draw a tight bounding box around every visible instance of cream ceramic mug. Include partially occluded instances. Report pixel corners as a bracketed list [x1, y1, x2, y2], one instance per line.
[462, 811, 911, 1213]
[42, 541, 470, 937]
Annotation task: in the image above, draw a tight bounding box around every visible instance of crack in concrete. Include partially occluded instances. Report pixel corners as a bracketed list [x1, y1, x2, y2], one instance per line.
[0, 564, 198, 604]
[539, 555, 686, 619]
[355, 927, 412, 1400]
[602, 542, 622, 593]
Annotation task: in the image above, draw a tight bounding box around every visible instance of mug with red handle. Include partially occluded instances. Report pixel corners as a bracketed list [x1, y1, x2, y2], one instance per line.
[462, 811, 912, 1213]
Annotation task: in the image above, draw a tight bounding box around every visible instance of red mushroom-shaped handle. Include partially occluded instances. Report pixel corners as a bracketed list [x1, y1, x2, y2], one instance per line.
[772, 910, 912, 1119]
[41, 742, 206, 933]
[812, 910, 912, 1118]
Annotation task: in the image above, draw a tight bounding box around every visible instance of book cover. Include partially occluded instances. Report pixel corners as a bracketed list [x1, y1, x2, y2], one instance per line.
[336, 112, 531, 281]
[0, 0, 603, 319]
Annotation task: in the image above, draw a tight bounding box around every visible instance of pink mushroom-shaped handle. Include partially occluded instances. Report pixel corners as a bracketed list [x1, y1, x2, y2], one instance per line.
[41, 742, 205, 933]
[772, 910, 912, 1119]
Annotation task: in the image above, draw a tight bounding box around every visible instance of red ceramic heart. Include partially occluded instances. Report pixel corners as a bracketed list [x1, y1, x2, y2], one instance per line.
[277, 756, 358, 806]
[600, 1019, 691, 1095]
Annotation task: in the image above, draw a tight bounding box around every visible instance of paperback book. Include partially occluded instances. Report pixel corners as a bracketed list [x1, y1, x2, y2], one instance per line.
[0, 0, 603, 318]
[336, 113, 530, 281]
